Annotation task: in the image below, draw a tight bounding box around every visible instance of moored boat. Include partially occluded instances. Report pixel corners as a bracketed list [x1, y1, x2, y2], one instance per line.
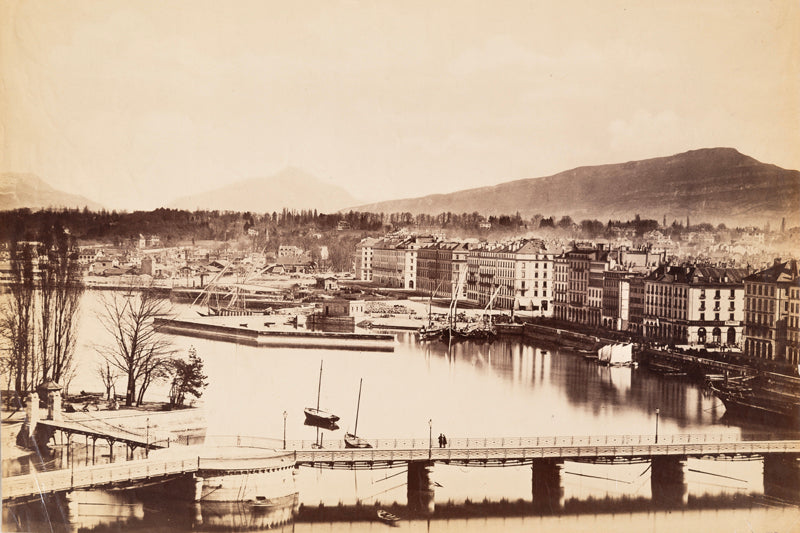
[344, 378, 373, 448]
[344, 433, 372, 448]
[303, 407, 340, 425]
[418, 326, 444, 341]
[377, 509, 400, 525]
[709, 374, 800, 427]
[304, 361, 340, 427]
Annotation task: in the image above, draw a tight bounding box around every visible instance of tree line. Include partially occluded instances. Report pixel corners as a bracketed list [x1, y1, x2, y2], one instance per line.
[1, 223, 83, 404]
[1, 220, 206, 408]
[0, 207, 764, 255]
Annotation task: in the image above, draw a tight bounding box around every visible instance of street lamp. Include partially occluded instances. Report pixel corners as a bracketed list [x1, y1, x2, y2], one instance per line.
[283, 411, 288, 449]
[145, 417, 150, 458]
[428, 419, 433, 455]
[655, 408, 660, 444]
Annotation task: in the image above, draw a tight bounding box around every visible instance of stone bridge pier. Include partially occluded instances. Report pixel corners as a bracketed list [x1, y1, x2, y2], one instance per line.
[531, 459, 564, 513]
[763, 454, 800, 503]
[650, 456, 688, 507]
[407, 461, 435, 514]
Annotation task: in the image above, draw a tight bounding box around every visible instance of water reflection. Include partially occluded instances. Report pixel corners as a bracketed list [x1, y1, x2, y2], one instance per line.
[3, 487, 795, 533]
[4, 294, 800, 531]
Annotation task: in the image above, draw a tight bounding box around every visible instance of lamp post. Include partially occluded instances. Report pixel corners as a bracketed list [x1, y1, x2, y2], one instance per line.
[428, 419, 433, 457]
[145, 417, 150, 458]
[655, 408, 660, 444]
[283, 411, 288, 449]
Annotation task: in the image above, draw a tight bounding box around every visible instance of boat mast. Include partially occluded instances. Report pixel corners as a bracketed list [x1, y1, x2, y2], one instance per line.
[316, 360, 323, 411]
[353, 378, 363, 436]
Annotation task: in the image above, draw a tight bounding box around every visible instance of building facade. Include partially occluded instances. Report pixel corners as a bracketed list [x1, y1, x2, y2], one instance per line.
[355, 237, 378, 281]
[743, 259, 799, 364]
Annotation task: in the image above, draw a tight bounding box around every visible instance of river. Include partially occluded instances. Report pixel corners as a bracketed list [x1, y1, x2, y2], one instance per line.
[3, 291, 799, 532]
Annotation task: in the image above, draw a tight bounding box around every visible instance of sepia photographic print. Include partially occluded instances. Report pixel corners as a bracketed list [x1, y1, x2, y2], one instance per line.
[1, 1, 799, 532]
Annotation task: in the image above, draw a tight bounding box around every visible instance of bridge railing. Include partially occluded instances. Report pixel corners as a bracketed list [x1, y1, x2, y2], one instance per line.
[2, 457, 199, 501]
[293, 440, 800, 466]
[280, 432, 795, 451]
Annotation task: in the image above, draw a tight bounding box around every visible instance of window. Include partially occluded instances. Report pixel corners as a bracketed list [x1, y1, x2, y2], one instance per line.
[700, 312, 705, 321]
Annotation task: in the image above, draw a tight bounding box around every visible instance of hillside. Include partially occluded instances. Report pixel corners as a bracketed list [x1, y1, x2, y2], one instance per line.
[0, 173, 103, 211]
[170, 167, 361, 213]
[350, 148, 800, 226]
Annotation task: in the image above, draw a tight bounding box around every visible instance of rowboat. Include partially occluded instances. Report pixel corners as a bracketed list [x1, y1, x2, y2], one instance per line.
[377, 509, 400, 525]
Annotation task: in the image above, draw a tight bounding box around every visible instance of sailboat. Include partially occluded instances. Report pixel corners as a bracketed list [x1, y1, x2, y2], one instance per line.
[344, 378, 372, 448]
[304, 361, 340, 426]
[418, 281, 444, 341]
[440, 269, 468, 343]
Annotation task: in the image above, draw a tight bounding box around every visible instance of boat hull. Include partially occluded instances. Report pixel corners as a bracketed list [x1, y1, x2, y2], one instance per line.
[711, 385, 800, 427]
[344, 433, 373, 449]
[303, 408, 340, 426]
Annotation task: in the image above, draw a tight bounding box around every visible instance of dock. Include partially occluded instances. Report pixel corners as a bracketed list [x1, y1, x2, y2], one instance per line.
[154, 317, 396, 352]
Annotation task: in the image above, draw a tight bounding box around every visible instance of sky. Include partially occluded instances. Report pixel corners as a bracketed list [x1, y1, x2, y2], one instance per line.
[1, 0, 799, 211]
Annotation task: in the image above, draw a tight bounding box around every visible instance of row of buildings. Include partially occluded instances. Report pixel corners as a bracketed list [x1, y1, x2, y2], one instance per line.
[355, 235, 800, 369]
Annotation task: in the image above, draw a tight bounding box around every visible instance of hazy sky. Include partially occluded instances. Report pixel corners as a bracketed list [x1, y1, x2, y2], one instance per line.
[2, 0, 798, 210]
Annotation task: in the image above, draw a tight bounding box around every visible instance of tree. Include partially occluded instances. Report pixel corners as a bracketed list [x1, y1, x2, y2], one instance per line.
[96, 284, 175, 406]
[1, 240, 36, 398]
[37, 225, 84, 386]
[97, 360, 121, 401]
[168, 347, 208, 408]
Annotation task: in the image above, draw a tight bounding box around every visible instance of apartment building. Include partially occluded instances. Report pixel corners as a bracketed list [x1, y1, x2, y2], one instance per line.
[644, 265, 747, 346]
[355, 237, 378, 281]
[743, 259, 799, 364]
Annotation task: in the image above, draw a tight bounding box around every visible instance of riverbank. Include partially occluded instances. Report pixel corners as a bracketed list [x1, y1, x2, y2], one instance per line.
[1, 398, 207, 466]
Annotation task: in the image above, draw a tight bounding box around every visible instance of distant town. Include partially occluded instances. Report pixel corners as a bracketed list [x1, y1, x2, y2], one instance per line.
[1, 207, 798, 377]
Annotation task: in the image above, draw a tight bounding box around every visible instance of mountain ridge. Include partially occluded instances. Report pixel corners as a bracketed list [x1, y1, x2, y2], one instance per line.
[348, 148, 800, 226]
[0, 173, 104, 211]
[169, 167, 361, 213]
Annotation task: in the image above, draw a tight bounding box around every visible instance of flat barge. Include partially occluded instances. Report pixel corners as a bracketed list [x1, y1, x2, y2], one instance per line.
[154, 318, 395, 352]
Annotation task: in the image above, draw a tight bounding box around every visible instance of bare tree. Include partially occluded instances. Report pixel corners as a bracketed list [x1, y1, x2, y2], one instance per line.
[2, 240, 36, 397]
[45, 228, 84, 385]
[95, 284, 175, 406]
[97, 360, 120, 401]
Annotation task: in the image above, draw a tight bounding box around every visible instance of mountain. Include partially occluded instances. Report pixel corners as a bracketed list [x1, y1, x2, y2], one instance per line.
[0, 173, 103, 211]
[350, 148, 800, 226]
[170, 167, 361, 213]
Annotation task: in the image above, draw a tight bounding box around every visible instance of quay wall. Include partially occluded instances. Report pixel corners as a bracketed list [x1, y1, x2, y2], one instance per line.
[154, 318, 395, 352]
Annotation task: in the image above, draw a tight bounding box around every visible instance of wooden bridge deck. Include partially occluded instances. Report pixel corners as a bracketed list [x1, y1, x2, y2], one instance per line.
[37, 419, 157, 449]
[4, 433, 799, 501]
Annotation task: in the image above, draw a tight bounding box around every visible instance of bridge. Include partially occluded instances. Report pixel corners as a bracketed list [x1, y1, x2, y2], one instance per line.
[5, 433, 799, 510]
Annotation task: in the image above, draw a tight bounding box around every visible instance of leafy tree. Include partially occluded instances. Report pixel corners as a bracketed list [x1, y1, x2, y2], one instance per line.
[168, 347, 208, 408]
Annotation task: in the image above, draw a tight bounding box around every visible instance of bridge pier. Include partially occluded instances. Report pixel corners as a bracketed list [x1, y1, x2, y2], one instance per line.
[650, 456, 688, 507]
[407, 461, 435, 515]
[531, 459, 564, 513]
[25, 392, 40, 440]
[764, 454, 800, 503]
